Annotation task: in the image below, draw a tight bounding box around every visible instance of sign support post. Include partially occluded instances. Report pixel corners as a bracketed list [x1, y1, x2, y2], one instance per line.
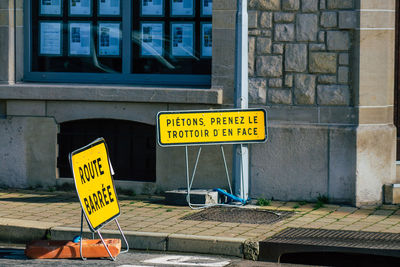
[157, 109, 267, 207]
[234, 0, 249, 200]
[184, 145, 234, 209]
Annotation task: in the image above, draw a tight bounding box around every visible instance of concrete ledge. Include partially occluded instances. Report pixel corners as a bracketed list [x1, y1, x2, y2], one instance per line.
[0, 84, 223, 105]
[0, 225, 48, 244]
[168, 234, 245, 257]
[0, 218, 62, 244]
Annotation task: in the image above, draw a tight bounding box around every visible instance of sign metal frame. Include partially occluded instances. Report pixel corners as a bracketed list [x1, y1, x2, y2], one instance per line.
[69, 138, 120, 232]
[157, 108, 268, 209]
[69, 138, 128, 260]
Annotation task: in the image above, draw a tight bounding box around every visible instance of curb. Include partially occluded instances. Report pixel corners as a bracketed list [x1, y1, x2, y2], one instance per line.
[0, 223, 254, 258]
[50, 226, 247, 258]
[0, 219, 61, 244]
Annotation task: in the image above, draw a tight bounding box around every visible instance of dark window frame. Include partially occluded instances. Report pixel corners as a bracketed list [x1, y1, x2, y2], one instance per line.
[24, 0, 211, 86]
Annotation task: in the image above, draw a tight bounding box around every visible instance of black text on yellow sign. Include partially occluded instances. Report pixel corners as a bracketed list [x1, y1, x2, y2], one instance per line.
[157, 109, 267, 146]
[70, 138, 120, 231]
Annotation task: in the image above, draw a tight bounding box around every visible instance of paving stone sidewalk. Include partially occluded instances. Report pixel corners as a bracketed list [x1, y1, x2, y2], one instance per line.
[0, 189, 400, 257]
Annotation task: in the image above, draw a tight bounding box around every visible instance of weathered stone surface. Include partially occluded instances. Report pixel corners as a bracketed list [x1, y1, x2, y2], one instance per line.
[249, 78, 267, 104]
[261, 30, 272, 37]
[274, 12, 295, 23]
[256, 37, 272, 54]
[6, 101, 46, 116]
[248, 37, 255, 76]
[0, 117, 57, 188]
[355, 125, 396, 206]
[309, 52, 337, 73]
[248, 11, 258, 29]
[213, 10, 236, 29]
[274, 24, 295, 41]
[302, 0, 319, 12]
[317, 85, 350, 105]
[318, 31, 325, 42]
[273, 43, 284, 54]
[327, 0, 353, 9]
[329, 127, 356, 203]
[282, 0, 300, 11]
[327, 31, 350, 51]
[243, 240, 259, 261]
[339, 11, 357, 29]
[338, 66, 349, 84]
[321, 12, 337, 28]
[318, 75, 337, 84]
[320, 0, 326, 9]
[47, 101, 166, 126]
[256, 56, 282, 77]
[285, 44, 307, 72]
[259, 12, 272, 28]
[285, 74, 293, 87]
[268, 89, 292, 104]
[249, 29, 261, 36]
[251, 125, 329, 201]
[319, 106, 356, 124]
[294, 74, 316, 104]
[339, 53, 349, 65]
[269, 78, 283, 88]
[309, 44, 326, 51]
[248, 0, 280, 11]
[296, 14, 318, 41]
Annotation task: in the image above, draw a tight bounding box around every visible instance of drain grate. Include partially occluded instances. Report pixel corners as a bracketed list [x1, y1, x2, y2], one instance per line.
[181, 206, 293, 224]
[259, 228, 400, 262]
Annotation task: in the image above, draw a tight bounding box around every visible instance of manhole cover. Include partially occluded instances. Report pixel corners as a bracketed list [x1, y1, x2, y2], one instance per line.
[181, 206, 293, 224]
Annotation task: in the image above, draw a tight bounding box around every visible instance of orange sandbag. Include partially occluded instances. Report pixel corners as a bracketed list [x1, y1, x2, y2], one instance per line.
[25, 239, 121, 259]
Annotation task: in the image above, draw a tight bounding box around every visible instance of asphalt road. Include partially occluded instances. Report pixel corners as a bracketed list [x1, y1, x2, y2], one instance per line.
[0, 246, 285, 267]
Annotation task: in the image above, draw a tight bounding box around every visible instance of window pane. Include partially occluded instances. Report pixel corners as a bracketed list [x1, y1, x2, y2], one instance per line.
[31, 0, 122, 73]
[28, 0, 212, 85]
[132, 0, 212, 75]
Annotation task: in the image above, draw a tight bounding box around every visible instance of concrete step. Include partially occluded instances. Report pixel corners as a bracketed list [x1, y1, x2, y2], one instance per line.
[164, 189, 219, 206]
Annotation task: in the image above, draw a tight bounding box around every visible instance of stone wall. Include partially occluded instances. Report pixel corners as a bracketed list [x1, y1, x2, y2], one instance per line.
[248, 0, 354, 107]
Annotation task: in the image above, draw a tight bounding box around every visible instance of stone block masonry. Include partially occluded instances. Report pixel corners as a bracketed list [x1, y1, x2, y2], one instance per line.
[249, 0, 353, 106]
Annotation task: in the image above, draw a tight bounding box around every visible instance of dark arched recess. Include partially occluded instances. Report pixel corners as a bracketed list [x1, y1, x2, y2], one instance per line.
[57, 119, 156, 182]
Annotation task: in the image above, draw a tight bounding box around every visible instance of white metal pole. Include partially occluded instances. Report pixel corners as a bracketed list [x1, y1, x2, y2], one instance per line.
[233, 0, 249, 200]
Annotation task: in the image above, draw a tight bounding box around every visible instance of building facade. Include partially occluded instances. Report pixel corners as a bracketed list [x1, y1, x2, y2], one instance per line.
[0, 0, 397, 206]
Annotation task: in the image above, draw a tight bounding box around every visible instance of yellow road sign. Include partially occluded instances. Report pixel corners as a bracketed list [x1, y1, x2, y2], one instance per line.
[157, 109, 267, 146]
[69, 138, 120, 231]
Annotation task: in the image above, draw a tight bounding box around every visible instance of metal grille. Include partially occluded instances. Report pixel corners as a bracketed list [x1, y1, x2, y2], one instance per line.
[259, 227, 400, 263]
[267, 228, 400, 250]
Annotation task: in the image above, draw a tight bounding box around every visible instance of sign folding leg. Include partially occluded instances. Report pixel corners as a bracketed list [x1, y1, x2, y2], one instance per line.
[78, 209, 129, 261]
[185, 145, 242, 209]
